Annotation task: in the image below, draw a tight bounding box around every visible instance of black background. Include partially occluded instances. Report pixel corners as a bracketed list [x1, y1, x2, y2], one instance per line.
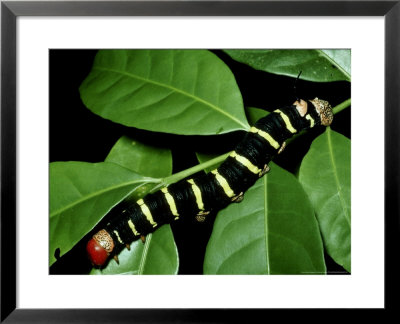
[49, 50, 351, 275]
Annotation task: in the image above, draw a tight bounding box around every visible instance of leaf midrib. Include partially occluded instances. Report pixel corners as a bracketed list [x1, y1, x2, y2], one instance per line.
[93, 66, 250, 130]
[138, 233, 152, 274]
[263, 177, 271, 274]
[50, 179, 159, 218]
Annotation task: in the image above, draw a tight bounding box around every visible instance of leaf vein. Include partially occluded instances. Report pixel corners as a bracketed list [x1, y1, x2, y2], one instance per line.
[93, 66, 249, 130]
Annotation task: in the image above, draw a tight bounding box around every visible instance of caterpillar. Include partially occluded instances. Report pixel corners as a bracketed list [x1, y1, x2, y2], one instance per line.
[86, 98, 333, 267]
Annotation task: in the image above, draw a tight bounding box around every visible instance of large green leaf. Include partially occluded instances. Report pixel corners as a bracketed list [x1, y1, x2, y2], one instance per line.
[204, 163, 326, 274]
[80, 49, 249, 135]
[224, 49, 351, 82]
[298, 128, 351, 272]
[93, 136, 179, 275]
[49, 161, 159, 266]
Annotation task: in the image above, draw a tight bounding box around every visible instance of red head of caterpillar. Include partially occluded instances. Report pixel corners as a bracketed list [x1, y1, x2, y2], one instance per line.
[86, 229, 114, 266]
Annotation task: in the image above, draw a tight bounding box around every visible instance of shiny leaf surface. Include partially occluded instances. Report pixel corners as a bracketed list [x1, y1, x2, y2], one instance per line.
[49, 161, 158, 265]
[80, 49, 249, 135]
[224, 49, 351, 82]
[204, 163, 326, 274]
[299, 128, 351, 272]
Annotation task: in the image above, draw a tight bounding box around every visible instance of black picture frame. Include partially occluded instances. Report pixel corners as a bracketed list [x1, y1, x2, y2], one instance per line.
[1, 0, 399, 322]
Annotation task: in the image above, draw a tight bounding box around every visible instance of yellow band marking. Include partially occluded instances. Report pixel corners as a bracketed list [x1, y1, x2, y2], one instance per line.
[161, 187, 179, 220]
[187, 179, 204, 211]
[128, 219, 140, 236]
[306, 114, 315, 128]
[250, 127, 280, 150]
[274, 109, 297, 133]
[137, 199, 157, 228]
[113, 230, 124, 244]
[230, 151, 261, 175]
[211, 169, 235, 198]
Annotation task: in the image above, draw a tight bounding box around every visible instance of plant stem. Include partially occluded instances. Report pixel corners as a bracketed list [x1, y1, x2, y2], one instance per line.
[332, 98, 351, 115]
[152, 152, 231, 191]
[154, 97, 351, 190]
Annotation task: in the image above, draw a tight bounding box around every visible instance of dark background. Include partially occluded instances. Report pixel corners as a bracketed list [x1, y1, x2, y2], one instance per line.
[49, 50, 351, 275]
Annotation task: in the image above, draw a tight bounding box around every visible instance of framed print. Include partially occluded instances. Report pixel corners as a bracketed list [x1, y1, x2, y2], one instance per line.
[1, 0, 399, 322]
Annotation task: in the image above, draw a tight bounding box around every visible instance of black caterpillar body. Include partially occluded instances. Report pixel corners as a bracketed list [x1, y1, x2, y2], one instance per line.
[86, 98, 333, 266]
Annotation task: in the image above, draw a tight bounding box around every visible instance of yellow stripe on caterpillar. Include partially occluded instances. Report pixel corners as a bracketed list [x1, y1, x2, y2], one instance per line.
[230, 151, 261, 175]
[306, 114, 315, 128]
[113, 230, 124, 244]
[137, 199, 157, 228]
[274, 109, 297, 133]
[161, 187, 179, 220]
[127, 219, 140, 236]
[249, 127, 280, 150]
[211, 169, 235, 198]
[187, 179, 205, 211]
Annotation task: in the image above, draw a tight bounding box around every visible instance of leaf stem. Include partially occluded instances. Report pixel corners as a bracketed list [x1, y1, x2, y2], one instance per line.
[152, 152, 231, 191]
[152, 97, 351, 190]
[332, 98, 351, 115]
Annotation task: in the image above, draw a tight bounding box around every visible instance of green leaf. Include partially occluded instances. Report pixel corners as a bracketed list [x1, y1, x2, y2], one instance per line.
[195, 152, 224, 173]
[245, 106, 269, 126]
[320, 49, 351, 80]
[94, 137, 179, 275]
[105, 135, 172, 178]
[49, 161, 159, 266]
[90, 225, 178, 275]
[224, 49, 351, 82]
[80, 49, 249, 135]
[204, 163, 326, 274]
[298, 128, 351, 272]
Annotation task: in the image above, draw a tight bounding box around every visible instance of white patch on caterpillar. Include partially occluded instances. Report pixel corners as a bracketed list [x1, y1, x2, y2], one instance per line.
[293, 99, 308, 117]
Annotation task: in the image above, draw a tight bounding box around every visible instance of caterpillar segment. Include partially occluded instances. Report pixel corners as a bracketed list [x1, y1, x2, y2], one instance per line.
[87, 98, 333, 267]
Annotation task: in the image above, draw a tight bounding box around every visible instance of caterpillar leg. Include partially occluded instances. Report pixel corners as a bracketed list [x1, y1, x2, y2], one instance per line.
[140, 235, 146, 244]
[113, 255, 119, 264]
[231, 192, 244, 203]
[195, 210, 210, 223]
[259, 164, 271, 177]
[278, 141, 286, 155]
